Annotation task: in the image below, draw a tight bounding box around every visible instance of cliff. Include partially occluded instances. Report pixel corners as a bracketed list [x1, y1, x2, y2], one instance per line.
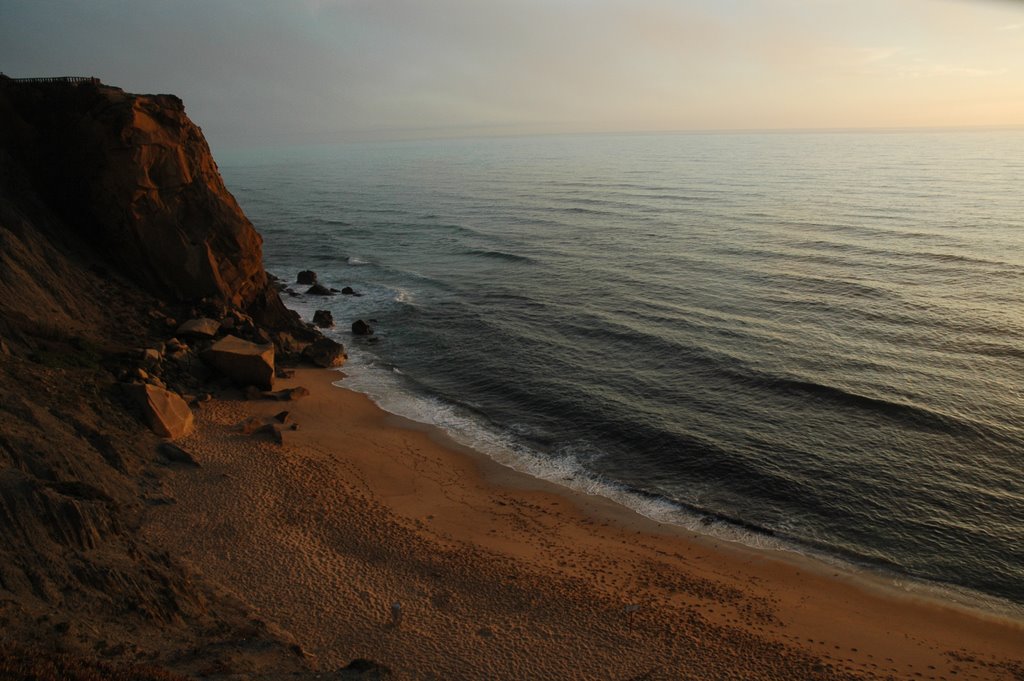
[0, 77, 330, 678]
[0, 77, 274, 309]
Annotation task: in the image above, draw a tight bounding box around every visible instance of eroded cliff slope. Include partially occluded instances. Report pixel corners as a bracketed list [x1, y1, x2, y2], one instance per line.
[0, 77, 317, 678]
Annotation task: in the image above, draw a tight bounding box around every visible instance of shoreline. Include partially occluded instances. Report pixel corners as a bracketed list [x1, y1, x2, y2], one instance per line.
[355, 367, 1024, 624]
[325, 350, 1024, 625]
[145, 367, 1024, 680]
[391, 392, 1024, 626]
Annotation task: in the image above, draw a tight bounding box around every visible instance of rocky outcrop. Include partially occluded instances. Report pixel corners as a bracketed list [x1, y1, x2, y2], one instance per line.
[0, 78, 265, 309]
[0, 77, 304, 336]
[202, 335, 275, 390]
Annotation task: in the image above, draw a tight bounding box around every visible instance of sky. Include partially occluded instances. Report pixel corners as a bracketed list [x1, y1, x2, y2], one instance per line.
[1, 0, 1023, 147]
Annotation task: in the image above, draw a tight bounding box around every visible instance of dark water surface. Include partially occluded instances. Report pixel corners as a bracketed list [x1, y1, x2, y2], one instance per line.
[219, 131, 1024, 613]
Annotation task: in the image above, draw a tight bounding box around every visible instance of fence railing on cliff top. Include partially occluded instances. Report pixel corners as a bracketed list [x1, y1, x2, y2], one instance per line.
[1, 76, 100, 85]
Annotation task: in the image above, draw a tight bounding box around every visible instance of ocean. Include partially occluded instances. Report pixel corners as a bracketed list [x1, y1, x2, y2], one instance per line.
[218, 130, 1024, 615]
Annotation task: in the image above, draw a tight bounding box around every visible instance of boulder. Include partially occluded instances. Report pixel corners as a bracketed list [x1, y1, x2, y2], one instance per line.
[351, 319, 374, 336]
[313, 309, 334, 328]
[341, 286, 355, 295]
[176, 317, 221, 338]
[241, 418, 291, 445]
[202, 335, 275, 390]
[297, 270, 318, 285]
[141, 347, 162, 366]
[302, 337, 346, 368]
[306, 283, 332, 296]
[123, 383, 195, 439]
[246, 387, 310, 401]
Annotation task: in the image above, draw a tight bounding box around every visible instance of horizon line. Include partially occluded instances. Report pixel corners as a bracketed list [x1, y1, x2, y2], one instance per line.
[214, 122, 1024, 150]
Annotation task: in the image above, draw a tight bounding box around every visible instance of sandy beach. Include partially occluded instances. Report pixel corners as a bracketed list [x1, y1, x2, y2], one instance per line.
[144, 368, 1023, 680]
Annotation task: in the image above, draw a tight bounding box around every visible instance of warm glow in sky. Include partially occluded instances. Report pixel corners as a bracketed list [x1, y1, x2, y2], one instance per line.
[2, 0, 1023, 146]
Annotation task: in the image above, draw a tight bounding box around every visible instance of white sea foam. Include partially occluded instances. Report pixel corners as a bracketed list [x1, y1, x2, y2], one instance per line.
[335, 344, 795, 552]
[347, 256, 371, 266]
[329, 346, 1024, 619]
[393, 287, 415, 304]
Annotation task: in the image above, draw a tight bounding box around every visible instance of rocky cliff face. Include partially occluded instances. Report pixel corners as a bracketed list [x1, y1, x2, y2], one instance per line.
[0, 77, 283, 312]
[0, 78, 312, 677]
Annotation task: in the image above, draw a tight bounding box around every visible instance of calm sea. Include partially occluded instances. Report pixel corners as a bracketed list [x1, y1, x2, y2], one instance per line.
[219, 131, 1024, 614]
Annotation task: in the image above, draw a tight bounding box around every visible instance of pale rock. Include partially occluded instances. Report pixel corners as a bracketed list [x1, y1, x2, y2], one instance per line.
[123, 383, 195, 439]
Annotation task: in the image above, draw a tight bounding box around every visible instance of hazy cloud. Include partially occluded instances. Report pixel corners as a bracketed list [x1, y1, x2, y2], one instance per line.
[1, 0, 1022, 146]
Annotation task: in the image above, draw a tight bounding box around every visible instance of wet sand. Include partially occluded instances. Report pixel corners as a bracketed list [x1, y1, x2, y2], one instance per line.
[144, 368, 1023, 680]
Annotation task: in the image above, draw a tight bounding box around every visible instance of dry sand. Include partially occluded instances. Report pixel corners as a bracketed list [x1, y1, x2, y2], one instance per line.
[144, 368, 1023, 680]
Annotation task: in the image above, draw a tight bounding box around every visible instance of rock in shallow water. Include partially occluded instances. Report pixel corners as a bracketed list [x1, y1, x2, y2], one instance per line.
[351, 319, 374, 336]
[313, 309, 334, 328]
[306, 283, 332, 296]
[302, 337, 346, 368]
